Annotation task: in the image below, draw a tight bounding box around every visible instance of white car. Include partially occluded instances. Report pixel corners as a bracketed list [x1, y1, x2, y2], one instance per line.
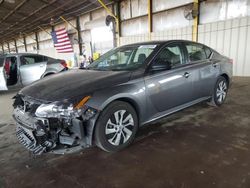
[0, 53, 68, 90]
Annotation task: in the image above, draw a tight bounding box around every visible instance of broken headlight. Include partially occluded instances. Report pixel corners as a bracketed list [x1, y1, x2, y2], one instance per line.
[35, 96, 96, 119]
[35, 102, 82, 118]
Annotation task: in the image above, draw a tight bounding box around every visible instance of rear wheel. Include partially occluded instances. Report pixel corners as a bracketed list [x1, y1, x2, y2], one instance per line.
[209, 76, 228, 107]
[94, 101, 138, 152]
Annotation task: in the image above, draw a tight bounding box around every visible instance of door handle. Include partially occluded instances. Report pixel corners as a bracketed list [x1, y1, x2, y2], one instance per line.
[212, 60, 220, 67]
[183, 72, 190, 78]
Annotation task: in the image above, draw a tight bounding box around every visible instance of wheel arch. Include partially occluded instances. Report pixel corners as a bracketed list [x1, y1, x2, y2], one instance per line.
[113, 97, 140, 123]
[220, 73, 230, 85]
[96, 96, 141, 126]
[89, 96, 141, 146]
[41, 71, 56, 78]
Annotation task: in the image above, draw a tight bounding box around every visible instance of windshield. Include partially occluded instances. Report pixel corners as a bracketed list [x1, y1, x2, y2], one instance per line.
[87, 44, 157, 71]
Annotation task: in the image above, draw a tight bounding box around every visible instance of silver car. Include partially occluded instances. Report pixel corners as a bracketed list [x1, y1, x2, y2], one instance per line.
[0, 53, 68, 90]
[12, 40, 233, 155]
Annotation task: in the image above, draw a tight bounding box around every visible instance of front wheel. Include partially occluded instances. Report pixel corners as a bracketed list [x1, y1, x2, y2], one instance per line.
[209, 76, 228, 107]
[94, 101, 138, 152]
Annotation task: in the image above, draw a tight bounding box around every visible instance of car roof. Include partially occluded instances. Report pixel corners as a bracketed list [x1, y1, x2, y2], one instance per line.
[120, 40, 218, 53]
[0, 53, 58, 59]
[2, 53, 43, 57]
[120, 40, 201, 47]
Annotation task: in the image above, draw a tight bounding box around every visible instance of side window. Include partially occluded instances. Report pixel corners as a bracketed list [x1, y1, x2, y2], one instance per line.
[133, 47, 154, 64]
[20, 55, 44, 65]
[212, 51, 221, 59]
[20, 56, 35, 65]
[34, 55, 44, 62]
[43, 56, 48, 61]
[154, 44, 184, 69]
[186, 43, 207, 62]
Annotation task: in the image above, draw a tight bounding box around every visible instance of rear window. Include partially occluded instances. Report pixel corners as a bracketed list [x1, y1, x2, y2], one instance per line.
[186, 43, 207, 61]
[43, 56, 48, 61]
[20, 55, 44, 65]
[0, 57, 4, 67]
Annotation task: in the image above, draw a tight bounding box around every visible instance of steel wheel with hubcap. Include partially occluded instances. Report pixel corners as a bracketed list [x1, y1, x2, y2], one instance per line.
[95, 101, 138, 152]
[209, 76, 228, 107]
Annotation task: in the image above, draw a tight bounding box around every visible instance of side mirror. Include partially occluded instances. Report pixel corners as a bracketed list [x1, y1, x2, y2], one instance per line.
[150, 60, 171, 71]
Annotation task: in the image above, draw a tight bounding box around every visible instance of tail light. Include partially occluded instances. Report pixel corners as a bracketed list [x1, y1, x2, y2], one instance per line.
[60, 60, 67, 68]
[229, 59, 233, 64]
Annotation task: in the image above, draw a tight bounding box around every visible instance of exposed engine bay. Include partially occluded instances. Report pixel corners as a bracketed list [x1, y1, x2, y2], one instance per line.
[13, 94, 97, 155]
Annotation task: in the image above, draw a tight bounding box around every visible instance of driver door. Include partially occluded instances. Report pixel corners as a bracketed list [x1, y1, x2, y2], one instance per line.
[0, 57, 7, 90]
[19, 55, 47, 86]
[145, 42, 196, 113]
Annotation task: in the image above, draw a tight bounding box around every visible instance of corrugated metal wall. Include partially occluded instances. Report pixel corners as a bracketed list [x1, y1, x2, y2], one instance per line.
[198, 16, 250, 76]
[120, 26, 192, 45]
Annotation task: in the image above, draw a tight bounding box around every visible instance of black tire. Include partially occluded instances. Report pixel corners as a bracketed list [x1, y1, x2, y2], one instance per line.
[94, 101, 138, 152]
[208, 76, 228, 107]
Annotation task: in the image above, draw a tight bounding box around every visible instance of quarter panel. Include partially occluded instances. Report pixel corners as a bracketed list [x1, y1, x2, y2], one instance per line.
[196, 61, 220, 97]
[219, 56, 233, 83]
[43, 63, 65, 77]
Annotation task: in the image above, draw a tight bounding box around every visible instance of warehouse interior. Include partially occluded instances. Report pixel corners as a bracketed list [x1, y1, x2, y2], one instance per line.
[0, 0, 250, 187]
[1, 0, 250, 75]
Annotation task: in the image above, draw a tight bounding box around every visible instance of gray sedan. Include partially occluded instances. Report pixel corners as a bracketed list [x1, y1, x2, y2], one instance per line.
[0, 53, 68, 90]
[13, 40, 232, 155]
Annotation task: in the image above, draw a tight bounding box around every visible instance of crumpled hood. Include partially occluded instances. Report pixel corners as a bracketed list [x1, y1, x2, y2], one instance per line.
[20, 69, 132, 103]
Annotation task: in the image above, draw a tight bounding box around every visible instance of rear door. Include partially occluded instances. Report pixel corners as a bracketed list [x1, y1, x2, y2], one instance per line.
[184, 42, 220, 98]
[145, 42, 197, 113]
[19, 55, 47, 85]
[0, 56, 7, 90]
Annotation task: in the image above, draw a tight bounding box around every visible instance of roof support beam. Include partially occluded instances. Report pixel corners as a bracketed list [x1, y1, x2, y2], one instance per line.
[14, 39, 18, 53]
[192, 0, 199, 42]
[148, 0, 152, 40]
[35, 32, 39, 51]
[23, 36, 27, 52]
[114, 1, 121, 47]
[76, 16, 83, 55]
[7, 42, 10, 53]
[2, 44, 4, 54]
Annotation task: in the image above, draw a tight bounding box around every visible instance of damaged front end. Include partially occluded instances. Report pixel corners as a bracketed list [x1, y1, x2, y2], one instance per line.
[13, 94, 98, 155]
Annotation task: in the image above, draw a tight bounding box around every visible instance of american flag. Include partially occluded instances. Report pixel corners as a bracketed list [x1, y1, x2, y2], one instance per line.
[51, 28, 73, 53]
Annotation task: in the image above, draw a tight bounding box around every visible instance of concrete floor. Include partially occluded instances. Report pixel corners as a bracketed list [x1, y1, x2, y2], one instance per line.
[0, 77, 250, 188]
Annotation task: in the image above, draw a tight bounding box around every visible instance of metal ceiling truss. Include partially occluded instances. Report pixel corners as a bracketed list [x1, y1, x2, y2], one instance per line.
[0, 0, 112, 45]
